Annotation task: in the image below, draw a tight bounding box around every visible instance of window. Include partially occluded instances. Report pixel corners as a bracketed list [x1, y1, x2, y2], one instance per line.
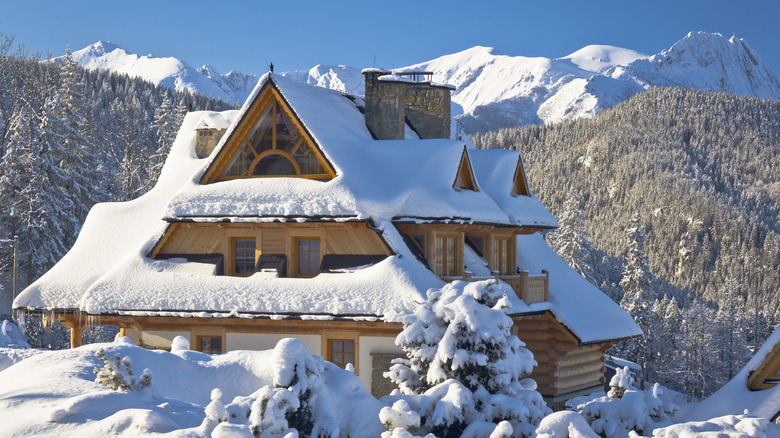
[295, 238, 320, 276]
[435, 234, 459, 276]
[220, 98, 332, 179]
[328, 339, 355, 369]
[233, 238, 256, 275]
[492, 236, 513, 275]
[199, 336, 223, 354]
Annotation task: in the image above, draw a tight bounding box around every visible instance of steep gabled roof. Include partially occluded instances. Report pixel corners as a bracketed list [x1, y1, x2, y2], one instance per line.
[167, 74, 556, 227]
[469, 149, 558, 228]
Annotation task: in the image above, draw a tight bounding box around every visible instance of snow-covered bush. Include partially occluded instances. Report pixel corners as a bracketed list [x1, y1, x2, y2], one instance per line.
[385, 280, 549, 437]
[171, 335, 190, 353]
[577, 376, 677, 437]
[607, 366, 633, 399]
[248, 386, 300, 437]
[93, 348, 152, 393]
[535, 411, 598, 438]
[203, 388, 229, 429]
[271, 338, 337, 437]
[380, 399, 421, 437]
[0, 319, 30, 348]
[207, 339, 339, 438]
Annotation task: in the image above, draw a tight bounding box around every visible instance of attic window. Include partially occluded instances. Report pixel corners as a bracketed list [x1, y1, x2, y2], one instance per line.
[219, 97, 332, 179]
[453, 149, 478, 192]
[512, 155, 532, 197]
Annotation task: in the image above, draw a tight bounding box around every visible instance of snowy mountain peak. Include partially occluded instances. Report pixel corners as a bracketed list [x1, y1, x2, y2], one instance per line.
[198, 64, 221, 79]
[560, 45, 649, 73]
[81, 40, 124, 56]
[64, 32, 780, 132]
[629, 31, 780, 99]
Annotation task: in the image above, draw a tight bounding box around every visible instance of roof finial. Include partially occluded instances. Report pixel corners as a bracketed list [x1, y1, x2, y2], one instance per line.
[269, 62, 274, 73]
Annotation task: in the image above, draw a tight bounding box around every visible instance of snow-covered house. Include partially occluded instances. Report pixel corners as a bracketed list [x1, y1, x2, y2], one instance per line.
[14, 70, 640, 404]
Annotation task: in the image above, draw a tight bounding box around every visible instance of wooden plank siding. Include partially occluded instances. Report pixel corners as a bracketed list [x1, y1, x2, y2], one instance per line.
[514, 314, 606, 397]
[151, 222, 390, 277]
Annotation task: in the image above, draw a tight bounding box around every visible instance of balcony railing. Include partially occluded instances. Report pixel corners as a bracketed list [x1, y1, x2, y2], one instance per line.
[441, 269, 549, 305]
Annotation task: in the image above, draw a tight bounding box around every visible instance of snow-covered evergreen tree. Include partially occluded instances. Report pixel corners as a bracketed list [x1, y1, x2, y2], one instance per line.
[45, 47, 103, 243]
[618, 211, 657, 388]
[386, 280, 549, 437]
[550, 186, 595, 284]
[143, 93, 178, 193]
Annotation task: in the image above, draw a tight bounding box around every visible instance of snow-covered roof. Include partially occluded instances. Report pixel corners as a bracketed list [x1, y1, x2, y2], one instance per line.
[513, 234, 642, 344]
[170, 74, 555, 227]
[683, 327, 780, 422]
[14, 73, 637, 343]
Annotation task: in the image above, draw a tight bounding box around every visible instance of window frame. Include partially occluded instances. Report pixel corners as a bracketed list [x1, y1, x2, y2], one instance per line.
[490, 234, 515, 275]
[321, 330, 359, 374]
[231, 237, 257, 276]
[434, 232, 462, 277]
[293, 236, 322, 277]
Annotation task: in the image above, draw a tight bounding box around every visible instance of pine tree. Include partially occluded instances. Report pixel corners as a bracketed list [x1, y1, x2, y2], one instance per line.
[45, 46, 103, 245]
[143, 94, 178, 193]
[386, 280, 549, 437]
[618, 211, 657, 388]
[551, 186, 596, 284]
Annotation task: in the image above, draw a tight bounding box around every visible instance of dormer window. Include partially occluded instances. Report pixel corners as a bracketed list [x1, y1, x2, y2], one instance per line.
[512, 154, 531, 197]
[453, 148, 478, 192]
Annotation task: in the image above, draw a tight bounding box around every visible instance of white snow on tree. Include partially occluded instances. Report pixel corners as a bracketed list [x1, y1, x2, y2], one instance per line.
[618, 211, 657, 388]
[549, 186, 596, 285]
[248, 386, 301, 437]
[144, 93, 180, 193]
[201, 387, 230, 433]
[271, 338, 338, 437]
[385, 280, 549, 437]
[607, 366, 634, 399]
[93, 348, 152, 393]
[577, 374, 677, 437]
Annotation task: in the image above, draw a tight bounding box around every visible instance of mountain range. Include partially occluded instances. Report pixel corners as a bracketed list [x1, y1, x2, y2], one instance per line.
[66, 32, 780, 132]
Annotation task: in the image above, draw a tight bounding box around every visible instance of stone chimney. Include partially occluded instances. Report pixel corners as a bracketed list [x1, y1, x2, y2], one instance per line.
[195, 128, 227, 158]
[362, 69, 454, 140]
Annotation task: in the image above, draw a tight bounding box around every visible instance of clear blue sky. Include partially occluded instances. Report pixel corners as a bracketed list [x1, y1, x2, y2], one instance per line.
[1, 0, 779, 76]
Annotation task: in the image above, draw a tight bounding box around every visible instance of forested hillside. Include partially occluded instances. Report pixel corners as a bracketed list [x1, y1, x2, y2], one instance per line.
[473, 87, 780, 398]
[0, 36, 233, 292]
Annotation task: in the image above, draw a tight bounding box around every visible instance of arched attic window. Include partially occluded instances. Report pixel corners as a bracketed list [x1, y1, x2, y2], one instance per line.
[512, 154, 532, 197]
[219, 96, 334, 180]
[453, 148, 478, 192]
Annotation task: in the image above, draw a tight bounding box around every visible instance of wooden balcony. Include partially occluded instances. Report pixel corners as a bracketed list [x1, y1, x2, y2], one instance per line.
[441, 269, 549, 305]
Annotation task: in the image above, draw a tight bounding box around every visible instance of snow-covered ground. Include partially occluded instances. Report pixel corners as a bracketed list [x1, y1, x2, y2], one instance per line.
[0, 336, 385, 437]
[4, 320, 780, 437]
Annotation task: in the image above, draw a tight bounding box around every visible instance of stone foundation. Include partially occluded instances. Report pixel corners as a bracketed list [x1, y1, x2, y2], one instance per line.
[370, 352, 405, 398]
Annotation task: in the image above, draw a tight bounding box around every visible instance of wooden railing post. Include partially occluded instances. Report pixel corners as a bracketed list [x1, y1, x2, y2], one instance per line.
[520, 270, 529, 302]
[541, 269, 550, 301]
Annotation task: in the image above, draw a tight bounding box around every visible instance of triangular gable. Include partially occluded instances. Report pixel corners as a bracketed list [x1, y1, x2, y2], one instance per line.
[512, 153, 532, 197]
[747, 341, 780, 391]
[201, 78, 336, 184]
[453, 147, 478, 192]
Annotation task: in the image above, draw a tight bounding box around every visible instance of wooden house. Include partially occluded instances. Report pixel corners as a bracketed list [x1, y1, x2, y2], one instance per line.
[14, 70, 641, 405]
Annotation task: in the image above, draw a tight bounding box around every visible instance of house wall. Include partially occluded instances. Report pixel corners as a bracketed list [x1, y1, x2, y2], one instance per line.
[114, 318, 402, 397]
[514, 314, 607, 403]
[155, 222, 390, 276]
